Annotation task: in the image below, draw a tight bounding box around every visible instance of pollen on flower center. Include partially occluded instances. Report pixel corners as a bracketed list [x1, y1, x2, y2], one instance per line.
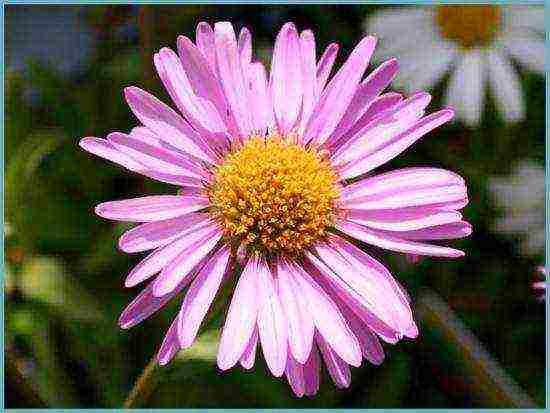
[208, 135, 340, 257]
[435, 5, 502, 48]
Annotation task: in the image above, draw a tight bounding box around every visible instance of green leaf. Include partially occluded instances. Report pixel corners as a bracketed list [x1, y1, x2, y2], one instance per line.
[19, 255, 104, 322]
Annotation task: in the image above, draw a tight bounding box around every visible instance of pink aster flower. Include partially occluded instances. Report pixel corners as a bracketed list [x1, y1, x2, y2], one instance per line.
[80, 21, 471, 396]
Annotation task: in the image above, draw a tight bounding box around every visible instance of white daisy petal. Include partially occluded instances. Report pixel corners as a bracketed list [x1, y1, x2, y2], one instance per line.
[486, 48, 525, 123]
[445, 49, 485, 126]
[501, 34, 545, 74]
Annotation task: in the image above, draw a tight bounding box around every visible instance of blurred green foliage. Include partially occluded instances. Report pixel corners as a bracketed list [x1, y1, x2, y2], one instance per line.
[5, 4, 545, 408]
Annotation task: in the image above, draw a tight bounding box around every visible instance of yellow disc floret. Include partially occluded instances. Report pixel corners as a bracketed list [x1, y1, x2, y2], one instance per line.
[435, 5, 502, 48]
[208, 135, 340, 257]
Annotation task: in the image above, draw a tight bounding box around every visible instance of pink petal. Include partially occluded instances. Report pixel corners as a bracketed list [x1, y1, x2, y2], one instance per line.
[298, 29, 317, 133]
[138, 170, 204, 187]
[342, 167, 465, 202]
[316, 42, 339, 92]
[340, 304, 384, 365]
[291, 263, 361, 367]
[270, 22, 303, 135]
[195, 22, 216, 72]
[340, 109, 455, 180]
[214, 22, 253, 139]
[377, 220, 473, 241]
[309, 259, 400, 344]
[124, 87, 217, 163]
[311, 237, 414, 337]
[95, 195, 208, 222]
[119, 212, 210, 254]
[246, 62, 271, 135]
[154, 48, 228, 141]
[238, 27, 252, 68]
[337, 220, 465, 258]
[332, 92, 431, 166]
[329, 92, 403, 154]
[217, 257, 260, 370]
[177, 35, 231, 129]
[303, 343, 321, 396]
[118, 281, 182, 329]
[304, 36, 376, 146]
[285, 352, 306, 397]
[257, 262, 288, 377]
[79, 137, 143, 172]
[153, 229, 222, 297]
[107, 132, 206, 179]
[344, 185, 467, 211]
[177, 245, 232, 348]
[124, 221, 220, 287]
[324, 58, 399, 148]
[239, 327, 259, 370]
[316, 334, 351, 389]
[345, 209, 462, 232]
[276, 260, 314, 364]
[157, 318, 180, 365]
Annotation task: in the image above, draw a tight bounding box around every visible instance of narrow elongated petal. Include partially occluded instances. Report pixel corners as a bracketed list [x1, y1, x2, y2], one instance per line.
[177, 245, 232, 348]
[119, 212, 209, 253]
[291, 263, 361, 367]
[325, 58, 399, 148]
[177, 35, 230, 126]
[239, 327, 259, 370]
[118, 281, 182, 329]
[257, 263, 288, 377]
[270, 22, 303, 134]
[486, 48, 524, 122]
[316, 334, 351, 388]
[340, 304, 384, 365]
[309, 259, 400, 344]
[316, 43, 338, 92]
[157, 318, 180, 365]
[196, 22, 216, 72]
[276, 260, 314, 364]
[329, 92, 403, 153]
[108, 132, 205, 179]
[246, 62, 271, 135]
[154, 48, 228, 138]
[346, 209, 462, 232]
[214, 22, 253, 138]
[79, 137, 143, 172]
[304, 36, 376, 146]
[124, 87, 217, 163]
[217, 257, 260, 370]
[95, 195, 208, 222]
[285, 353, 306, 397]
[375, 220, 473, 241]
[337, 220, 465, 258]
[124, 221, 220, 287]
[238, 27, 252, 67]
[303, 344, 321, 396]
[445, 49, 484, 126]
[339, 109, 455, 179]
[153, 229, 222, 297]
[332, 92, 432, 166]
[299, 29, 317, 132]
[312, 238, 409, 335]
[342, 167, 465, 202]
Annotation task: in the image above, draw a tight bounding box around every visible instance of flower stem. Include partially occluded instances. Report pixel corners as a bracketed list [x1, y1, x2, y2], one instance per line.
[122, 356, 158, 409]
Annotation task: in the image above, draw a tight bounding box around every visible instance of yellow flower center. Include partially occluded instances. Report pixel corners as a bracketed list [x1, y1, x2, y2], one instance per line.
[208, 135, 340, 257]
[435, 5, 502, 48]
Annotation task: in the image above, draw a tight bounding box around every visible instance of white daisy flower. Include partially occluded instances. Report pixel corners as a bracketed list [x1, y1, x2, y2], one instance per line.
[488, 161, 545, 257]
[366, 5, 544, 125]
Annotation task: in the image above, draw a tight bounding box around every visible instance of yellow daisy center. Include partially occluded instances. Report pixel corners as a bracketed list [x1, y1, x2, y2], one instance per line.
[208, 135, 340, 257]
[435, 5, 502, 48]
